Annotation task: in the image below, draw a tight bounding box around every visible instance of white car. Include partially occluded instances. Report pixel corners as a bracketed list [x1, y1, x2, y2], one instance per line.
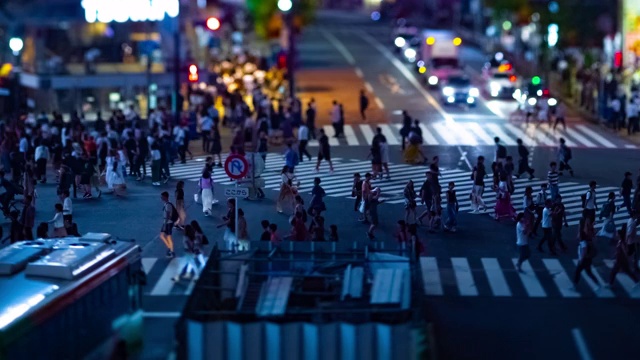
[487, 72, 520, 98]
[440, 75, 479, 107]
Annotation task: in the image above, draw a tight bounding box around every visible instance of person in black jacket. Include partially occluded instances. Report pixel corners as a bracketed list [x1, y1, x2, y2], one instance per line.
[515, 138, 535, 179]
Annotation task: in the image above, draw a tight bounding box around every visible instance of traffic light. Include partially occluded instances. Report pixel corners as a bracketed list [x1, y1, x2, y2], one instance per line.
[531, 76, 541, 86]
[188, 64, 199, 82]
[277, 52, 287, 69]
[614, 51, 622, 68]
[206, 17, 220, 31]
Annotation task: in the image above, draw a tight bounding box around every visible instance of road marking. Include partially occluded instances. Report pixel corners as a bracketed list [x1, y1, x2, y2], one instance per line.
[364, 82, 374, 93]
[481, 258, 512, 297]
[542, 259, 580, 298]
[451, 257, 478, 296]
[526, 123, 556, 146]
[485, 123, 517, 145]
[322, 125, 340, 146]
[467, 122, 495, 145]
[355, 67, 363, 78]
[150, 258, 180, 296]
[576, 125, 616, 148]
[378, 124, 399, 145]
[572, 328, 593, 360]
[421, 257, 444, 295]
[512, 259, 547, 297]
[320, 29, 355, 65]
[432, 122, 459, 145]
[359, 124, 375, 145]
[142, 257, 158, 274]
[356, 30, 452, 122]
[562, 128, 596, 147]
[142, 311, 181, 318]
[604, 259, 640, 298]
[374, 96, 385, 109]
[418, 124, 439, 145]
[343, 125, 360, 145]
[503, 123, 535, 145]
[625, 144, 636, 149]
[539, 125, 576, 147]
[573, 260, 614, 298]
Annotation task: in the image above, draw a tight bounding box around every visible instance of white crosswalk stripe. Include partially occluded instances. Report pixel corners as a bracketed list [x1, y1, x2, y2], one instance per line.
[145, 256, 209, 296]
[160, 154, 633, 228]
[278, 123, 623, 148]
[421, 257, 640, 299]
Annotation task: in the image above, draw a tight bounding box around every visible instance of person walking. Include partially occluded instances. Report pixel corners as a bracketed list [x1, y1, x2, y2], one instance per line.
[352, 173, 363, 220]
[582, 181, 598, 224]
[444, 181, 458, 232]
[417, 171, 434, 225]
[532, 184, 548, 236]
[217, 198, 238, 251]
[494, 137, 507, 165]
[34, 140, 49, 183]
[619, 171, 633, 215]
[403, 180, 417, 224]
[609, 227, 640, 288]
[298, 122, 312, 161]
[309, 177, 327, 217]
[160, 191, 177, 257]
[199, 169, 214, 216]
[359, 89, 369, 121]
[379, 135, 391, 179]
[537, 199, 556, 254]
[366, 187, 383, 239]
[597, 192, 617, 240]
[522, 186, 534, 212]
[314, 129, 334, 173]
[515, 139, 534, 179]
[368, 141, 382, 179]
[626, 214, 640, 273]
[515, 213, 531, 272]
[200, 112, 214, 152]
[628, 97, 639, 135]
[47, 203, 67, 238]
[210, 125, 223, 167]
[361, 173, 373, 224]
[471, 156, 487, 212]
[557, 138, 574, 177]
[553, 101, 567, 130]
[399, 110, 412, 151]
[174, 181, 186, 230]
[571, 234, 601, 291]
[171, 224, 202, 282]
[150, 142, 162, 186]
[330, 101, 342, 138]
[61, 190, 73, 230]
[305, 100, 316, 140]
[551, 195, 569, 252]
[548, 162, 560, 200]
[237, 209, 250, 250]
[277, 166, 296, 214]
[284, 143, 299, 173]
[20, 195, 35, 240]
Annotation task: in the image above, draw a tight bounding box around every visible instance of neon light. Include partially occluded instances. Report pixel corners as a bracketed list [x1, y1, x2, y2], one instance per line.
[82, 0, 179, 23]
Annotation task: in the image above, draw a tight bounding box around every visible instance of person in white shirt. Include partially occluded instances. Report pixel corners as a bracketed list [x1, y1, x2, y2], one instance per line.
[19, 134, 29, 160]
[200, 115, 213, 153]
[627, 214, 640, 273]
[330, 101, 341, 138]
[610, 97, 622, 130]
[48, 203, 67, 238]
[582, 181, 597, 223]
[61, 190, 73, 228]
[173, 125, 186, 163]
[627, 98, 639, 135]
[537, 199, 556, 254]
[297, 122, 312, 161]
[515, 212, 530, 272]
[34, 141, 49, 183]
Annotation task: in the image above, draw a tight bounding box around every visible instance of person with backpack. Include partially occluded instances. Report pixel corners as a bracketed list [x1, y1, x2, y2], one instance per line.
[557, 138, 574, 177]
[171, 224, 202, 282]
[571, 231, 601, 291]
[582, 181, 598, 224]
[515, 139, 535, 179]
[160, 191, 178, 258]
[494, 137, 507, 166]
[597, 192, 617, 239]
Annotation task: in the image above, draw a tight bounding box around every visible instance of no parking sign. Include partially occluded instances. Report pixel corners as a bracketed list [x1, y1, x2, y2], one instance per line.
[224, 154, 249, 180]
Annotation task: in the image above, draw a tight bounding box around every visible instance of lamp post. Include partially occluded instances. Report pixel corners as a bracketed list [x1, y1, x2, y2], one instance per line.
[9, 37, 24, 117]
[278, 0, 295, 100]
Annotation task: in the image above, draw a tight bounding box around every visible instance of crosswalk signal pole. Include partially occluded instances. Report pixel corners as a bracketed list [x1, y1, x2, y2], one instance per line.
[234, 180, 239, 253]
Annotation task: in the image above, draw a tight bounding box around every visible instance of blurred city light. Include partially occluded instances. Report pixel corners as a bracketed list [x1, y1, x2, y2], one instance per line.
[426, 37, 435, 45]
[277, 0, 292, 12]
[371, 11, 381, 21]
[453, 37, 462, 46]
[9, 38, 23, 54]
[206, 17, 221, 31]
[531, 76, 541, 86]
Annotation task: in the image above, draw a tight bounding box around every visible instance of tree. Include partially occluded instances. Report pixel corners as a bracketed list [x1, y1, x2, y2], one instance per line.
[246, 0, 317, 39]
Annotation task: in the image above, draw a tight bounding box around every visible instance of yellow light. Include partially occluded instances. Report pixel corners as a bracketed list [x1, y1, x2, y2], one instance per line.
[426, 37, 435, 45]
[0, 63, 13, 77]
[453, 37, 462, 46]
[418, 66, 426, 74]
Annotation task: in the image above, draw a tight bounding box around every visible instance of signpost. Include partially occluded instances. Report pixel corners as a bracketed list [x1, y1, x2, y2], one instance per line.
[224, 154, 249, 250]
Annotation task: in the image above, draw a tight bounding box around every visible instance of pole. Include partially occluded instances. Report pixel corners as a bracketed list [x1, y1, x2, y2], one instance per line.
[234, 180, 239, 252]
[173, 19, 181, 126]
[146, 22, 152, 119]
[286, 11, 296, 100]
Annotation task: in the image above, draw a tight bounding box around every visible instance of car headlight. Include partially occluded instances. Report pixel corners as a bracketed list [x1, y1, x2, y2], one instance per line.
[547, 97, 557, 106]
[469, 87, 480, 97]
[403, 48, 416, 59]
[394, 37, 406, 48]
[442, 86, 454, 96]
[417, 60, 425, 67]
[513, 89, 521, 100]
[527, 97, 537, 106]
[536, 89, 543, 97]
[490, 82, 501, 91]
[428, 76, 438, 85]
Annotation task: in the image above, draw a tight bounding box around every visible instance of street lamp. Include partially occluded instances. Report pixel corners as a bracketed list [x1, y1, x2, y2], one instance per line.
[9, 38, 23, 56]
[278, 0, 295, 100]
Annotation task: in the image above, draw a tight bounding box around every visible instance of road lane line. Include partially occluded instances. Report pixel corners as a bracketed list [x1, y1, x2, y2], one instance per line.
[575, 125, 616, 148]
[485, 123, 517, 145]
[503, 123, 536, 145]
[572, 328, 593, 360]
[375, 96, 385, 109]
[538, 125, 577, 147]
[512, 259, 547, 297]
[420, 257, 444, 295]
[142, 257, 158, 274]
[525, 123, 556, 146]
[343, 125, 360, 145]
[364, 82, 374, 93]
[451, 258, 478, 296]
[355, 67, 363, 78]
[378, 124, 399, 145]
[481, 258, 512, 297]
[562, 127, 596, 147]
[359, 124, 375, 145]
[432, 123, 459, 145]
[418, 124, 440, 145]
[467, 122, 495, 145]
[572, 260, 614, 298]
[322, 125, 340, 146]
[604, 259, 640, 298]
[320, 29, 355, 65]
[150, 258, 180, 296]
[542, 259, 580, 298]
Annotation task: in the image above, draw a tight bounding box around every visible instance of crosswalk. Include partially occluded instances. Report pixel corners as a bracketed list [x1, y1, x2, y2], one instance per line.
[142, 257, 208, 297]
[161, 154, 628, 228]
[420, 256, 640, 299]
[294, 123, 622, 148]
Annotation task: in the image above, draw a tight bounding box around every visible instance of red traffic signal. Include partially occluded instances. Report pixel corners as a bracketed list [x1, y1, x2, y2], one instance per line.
[277, 53, 287, 69]
[614, 51, 622, 68]
[206, 17, 221, 31]
[188, 64, 199, 82]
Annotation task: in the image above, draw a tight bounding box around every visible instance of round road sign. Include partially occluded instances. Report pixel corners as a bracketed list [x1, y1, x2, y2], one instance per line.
[224, 154, 249, 180]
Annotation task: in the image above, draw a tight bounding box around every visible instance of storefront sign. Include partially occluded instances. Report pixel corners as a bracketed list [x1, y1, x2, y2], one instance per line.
[82, 0, 179, 23]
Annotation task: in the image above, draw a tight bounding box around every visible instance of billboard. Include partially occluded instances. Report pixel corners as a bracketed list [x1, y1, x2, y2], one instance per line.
[623, 0, 640, 68]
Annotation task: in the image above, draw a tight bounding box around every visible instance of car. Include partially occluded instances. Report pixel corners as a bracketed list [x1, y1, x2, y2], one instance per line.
[440, 75, 479, 106]
[487, 72, 519, 98]
[513, 78, 557, 110]
[392, 25, 419, 54]
[422, 58, 463, 87]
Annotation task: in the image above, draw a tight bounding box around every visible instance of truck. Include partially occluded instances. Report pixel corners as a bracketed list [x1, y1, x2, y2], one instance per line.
[417, 29, 463, 87]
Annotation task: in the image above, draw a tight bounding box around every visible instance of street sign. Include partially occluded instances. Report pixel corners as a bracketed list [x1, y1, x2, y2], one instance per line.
[224, 154, 249, 180]
[225, 187, 249, 198]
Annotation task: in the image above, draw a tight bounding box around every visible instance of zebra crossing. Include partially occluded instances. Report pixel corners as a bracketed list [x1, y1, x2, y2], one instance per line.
[161, 153, 628, 228]
[142, 257, 208, 297]
[296, 123, 620, 148]
[420, 256, 640, 299]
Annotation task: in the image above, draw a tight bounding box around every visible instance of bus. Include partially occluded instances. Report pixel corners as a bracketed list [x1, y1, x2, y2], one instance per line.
[0, 233, 144, 360]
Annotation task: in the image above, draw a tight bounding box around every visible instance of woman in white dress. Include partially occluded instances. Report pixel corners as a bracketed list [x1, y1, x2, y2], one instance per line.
[199, 169, 214, 216]
[110, 159, 127, 197]
[104, 149, 117, 192]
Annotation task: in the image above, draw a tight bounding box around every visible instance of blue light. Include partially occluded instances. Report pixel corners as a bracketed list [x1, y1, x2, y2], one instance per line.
[371, 11, 381, 21]
[548, 1, 559, 14]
